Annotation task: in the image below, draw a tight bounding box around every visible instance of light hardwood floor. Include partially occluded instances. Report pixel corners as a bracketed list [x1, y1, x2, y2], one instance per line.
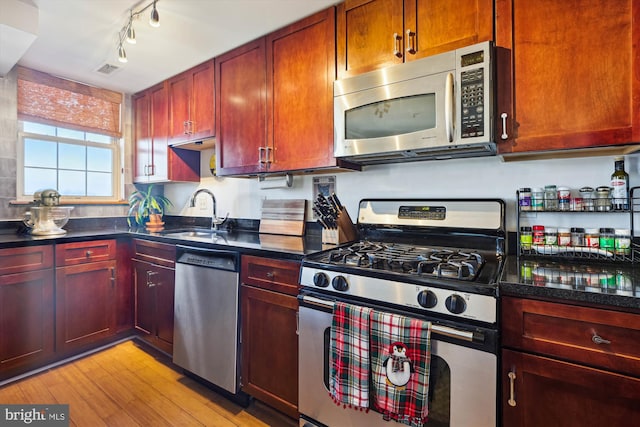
[0, 340, 297, 427]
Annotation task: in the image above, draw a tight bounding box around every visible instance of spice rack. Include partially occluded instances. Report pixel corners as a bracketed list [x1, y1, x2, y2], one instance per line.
[516, 187, 639, 262]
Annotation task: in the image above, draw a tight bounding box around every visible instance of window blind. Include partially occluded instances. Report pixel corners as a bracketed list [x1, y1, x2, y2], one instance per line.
[17, 66, 123, 138]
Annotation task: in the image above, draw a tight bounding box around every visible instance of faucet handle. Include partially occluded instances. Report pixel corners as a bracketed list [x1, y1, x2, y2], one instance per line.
[212, 213, 229, 229]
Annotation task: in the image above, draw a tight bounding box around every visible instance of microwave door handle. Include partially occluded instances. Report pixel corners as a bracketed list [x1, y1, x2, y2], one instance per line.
[445, 73, 454, 143]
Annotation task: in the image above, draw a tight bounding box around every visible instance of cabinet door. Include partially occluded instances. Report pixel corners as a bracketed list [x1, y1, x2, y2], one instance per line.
[154, 263, 175, 353]
[189, 60, 215, 142]
[241, 285, 298, 418]
[266, 7, 337, 172]
[502, 349, 640, 427]
[337, 0, 404, 79]
[167, 71, 191, 146]
[133, 91, 151, 183]
[55, 261, 116, 354]
[496, 0, 639, 154]
[133, 259, 155, 337]
[0, 270, 54, 376]
[406, 0, 493, 60]
[149, 82, 169, 181]
[215, 38, 267, 176]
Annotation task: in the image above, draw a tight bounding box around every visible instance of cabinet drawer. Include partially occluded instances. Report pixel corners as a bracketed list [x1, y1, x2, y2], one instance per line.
[0, 245, 53, 274]
[55, 240, 116, 266]
[241, 255, 300, 296]
[502, 296, 640, 377]
[132, 239, 175, 268]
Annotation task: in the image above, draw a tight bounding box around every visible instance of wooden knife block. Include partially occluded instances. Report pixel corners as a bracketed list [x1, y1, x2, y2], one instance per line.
[321, 208, 358, 245]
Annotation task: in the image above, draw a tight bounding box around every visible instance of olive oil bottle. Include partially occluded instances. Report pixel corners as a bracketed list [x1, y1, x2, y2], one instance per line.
[610, 157, 629, 210]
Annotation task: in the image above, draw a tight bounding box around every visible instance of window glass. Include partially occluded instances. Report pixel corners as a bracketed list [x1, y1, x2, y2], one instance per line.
[87, 147, 111, 172]
[58, 170, 86, 196]
[23, 122, 56, 136]
[57, 128, 85, 141]
[87, 172, 112, 196]
[24, 168, 57, 194]
[24, 139, 57, 168]
[59, 143, 86, 170]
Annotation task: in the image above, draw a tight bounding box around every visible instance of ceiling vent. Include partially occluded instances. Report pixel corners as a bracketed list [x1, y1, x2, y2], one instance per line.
[95, 63, 120, 75]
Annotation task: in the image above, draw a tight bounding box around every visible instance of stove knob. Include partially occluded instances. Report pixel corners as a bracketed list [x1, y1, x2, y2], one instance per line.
[445, 294, 467, 314]
[331, 276, 349, 292]
[417, 290, 438, 308]
[313, 272, 330, 288]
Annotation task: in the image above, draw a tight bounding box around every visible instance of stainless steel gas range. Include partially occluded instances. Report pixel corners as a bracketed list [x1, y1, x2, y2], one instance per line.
[298, 199, 505, 427]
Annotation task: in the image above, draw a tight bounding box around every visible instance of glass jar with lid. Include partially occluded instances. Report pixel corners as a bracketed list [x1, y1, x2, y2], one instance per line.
[595, 186, 612, 211]
[544, 185, 558, 211]
[570, 227, 585, 246]
[580, 186, 595, 211]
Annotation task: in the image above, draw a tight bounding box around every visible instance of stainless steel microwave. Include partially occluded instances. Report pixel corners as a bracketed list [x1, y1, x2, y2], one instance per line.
[334, 41, 496, 164]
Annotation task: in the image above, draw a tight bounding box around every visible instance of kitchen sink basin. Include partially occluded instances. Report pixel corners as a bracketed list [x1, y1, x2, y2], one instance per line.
[160, 228, 227, 239]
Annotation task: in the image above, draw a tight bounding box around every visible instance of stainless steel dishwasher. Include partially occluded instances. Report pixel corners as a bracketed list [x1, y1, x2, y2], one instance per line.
[173, 245, 240, 395]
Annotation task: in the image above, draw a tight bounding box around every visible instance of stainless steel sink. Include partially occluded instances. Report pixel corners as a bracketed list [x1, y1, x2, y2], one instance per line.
[161, 228, 227, 239]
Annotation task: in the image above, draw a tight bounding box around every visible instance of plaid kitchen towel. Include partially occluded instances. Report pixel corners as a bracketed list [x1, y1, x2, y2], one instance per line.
[370, 310, 432, 426]
[329, 301, 372, 410]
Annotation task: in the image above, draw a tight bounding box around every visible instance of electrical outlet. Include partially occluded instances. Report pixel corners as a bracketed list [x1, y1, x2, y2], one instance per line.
[197, 198, 207, 210]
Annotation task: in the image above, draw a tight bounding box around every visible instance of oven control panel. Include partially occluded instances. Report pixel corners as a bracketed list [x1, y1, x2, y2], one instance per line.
[301, 267, 497, 324]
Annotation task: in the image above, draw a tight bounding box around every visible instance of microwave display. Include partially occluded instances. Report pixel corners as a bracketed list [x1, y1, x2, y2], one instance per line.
[461, 50, 485, 67]
[345, 94, 436, 139]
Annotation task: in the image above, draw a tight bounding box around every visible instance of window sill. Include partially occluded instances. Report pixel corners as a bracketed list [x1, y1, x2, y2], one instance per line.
[10, 200, 129, 206]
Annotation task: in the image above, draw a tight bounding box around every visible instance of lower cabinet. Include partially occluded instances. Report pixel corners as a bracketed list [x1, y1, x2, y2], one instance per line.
[0, 245, 55, 378]
[501, 296, 640, 426]
[240, 255, 300, 419]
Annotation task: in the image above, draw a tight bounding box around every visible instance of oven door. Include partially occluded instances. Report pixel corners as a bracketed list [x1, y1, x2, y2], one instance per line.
[298, 295, 497, 427]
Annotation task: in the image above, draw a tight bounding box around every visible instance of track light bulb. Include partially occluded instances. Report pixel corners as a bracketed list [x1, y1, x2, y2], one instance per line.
[126, 25, 136, 44]
[118, 44, 128, 63]
[149, 1, 160, 27]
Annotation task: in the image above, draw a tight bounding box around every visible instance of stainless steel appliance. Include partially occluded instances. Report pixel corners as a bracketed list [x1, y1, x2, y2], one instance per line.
[299, 199, 505, 427]
[173, 245, 241, 394]
[334, 42, 498, 164]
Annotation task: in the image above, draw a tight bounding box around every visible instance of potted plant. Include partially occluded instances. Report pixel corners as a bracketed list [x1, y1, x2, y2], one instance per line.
[127, 184, 173, 230]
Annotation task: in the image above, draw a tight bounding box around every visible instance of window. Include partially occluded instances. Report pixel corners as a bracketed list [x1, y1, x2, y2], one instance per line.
[18, 121, 121, 201]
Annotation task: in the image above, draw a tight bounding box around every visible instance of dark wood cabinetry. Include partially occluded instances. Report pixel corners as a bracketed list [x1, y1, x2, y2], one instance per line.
[240, 255, 300, 419]
[132, 239, 175, 355]
[337, 0, 493, 78]
[0, 245, 54, 378]
[496, 0, 640, 154]
[55, 240, 117, 355]
[167, 59, 215, 146]
[501, 296, 640, 426]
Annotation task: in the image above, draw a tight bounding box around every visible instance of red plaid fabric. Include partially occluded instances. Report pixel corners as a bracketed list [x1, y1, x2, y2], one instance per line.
[370, 310, 432, 426]
[329, 302, 372, 410]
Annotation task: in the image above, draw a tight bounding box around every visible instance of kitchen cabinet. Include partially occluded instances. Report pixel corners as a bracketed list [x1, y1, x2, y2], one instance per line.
[495, 0, 640, 155]
[216, 7, 352, 176]
[167, 59, 215, 146]
[240, 255, 300, 418]
[132, 239, 175, 355]
[501, 296, 640, 426]
[0, 245, 54, 379]
[55, 240, 118, 355]
[133, 83, 200, 183]
[337, 0, 493, 78]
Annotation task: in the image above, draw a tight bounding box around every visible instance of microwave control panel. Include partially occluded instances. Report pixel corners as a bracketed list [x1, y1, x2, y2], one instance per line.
[460, 68, 485, 139]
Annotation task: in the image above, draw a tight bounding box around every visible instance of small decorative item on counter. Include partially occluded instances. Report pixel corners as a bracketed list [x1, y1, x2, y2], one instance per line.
[531, 187, 544, 211]
[599, 228, 615, 252]
[570, 227, 585, 246]
[544, 227, 557, 245]
[614, 229, 631, 255]
[610, 156, 629, 210]
[557, 186, 571, 211]
[520, 226, 533, 250]
[595, 186, 612, 211]
[532, 225, 545, 245]
[557, 227, 571, 246]
[544, 185, 558, 211]
[584, 228, 600, 248]
[518, 188, 532, 211]
[579, 186, 595, 211]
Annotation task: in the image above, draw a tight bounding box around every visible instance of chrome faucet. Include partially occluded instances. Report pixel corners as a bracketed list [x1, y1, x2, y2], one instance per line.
[188, 188, 228, 231]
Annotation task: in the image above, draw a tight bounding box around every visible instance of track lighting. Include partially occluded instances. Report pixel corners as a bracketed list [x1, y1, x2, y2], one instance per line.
[116, 0, 160, 63]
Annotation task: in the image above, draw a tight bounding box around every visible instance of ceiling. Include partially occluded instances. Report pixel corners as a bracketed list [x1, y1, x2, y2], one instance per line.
[4, 0, 337, 94]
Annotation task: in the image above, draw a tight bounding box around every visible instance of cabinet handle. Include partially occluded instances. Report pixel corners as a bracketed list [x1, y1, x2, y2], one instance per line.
[296, 311, 299, 336]
[258, 146, 266, 164]
[507, 371, 517, 407]
[265, 146, 273, 165]
[146, 270, 158, 287]
[85, 250, 93, 258]
[110, 267, 116, 288]
[405, 29, 416, 54]
[265, 271, 274, 279]
[144, 165, 148, 176]
[592, 334, 611, 345]
[392, 33, 403, 58]
[183, 120, 189, 135]
[148, 164, 155, 176]
[500, 112, 509, 140]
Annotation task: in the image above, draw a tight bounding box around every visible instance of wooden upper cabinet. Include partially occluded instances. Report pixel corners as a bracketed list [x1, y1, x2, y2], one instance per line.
[167, 59, 215, 145]
[496, 0, 640, 154]
[266, 7, 337, 172]
[337, 0, 493, 78]
[215, 38, 268, 176]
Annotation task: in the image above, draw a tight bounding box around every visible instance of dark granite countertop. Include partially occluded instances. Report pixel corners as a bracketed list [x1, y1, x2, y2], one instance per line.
[500, 256, 640, 311]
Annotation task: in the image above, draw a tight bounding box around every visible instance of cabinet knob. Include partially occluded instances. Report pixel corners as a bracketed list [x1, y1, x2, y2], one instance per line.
[85, 250, 93, 257]
[266, 271, 275, 279]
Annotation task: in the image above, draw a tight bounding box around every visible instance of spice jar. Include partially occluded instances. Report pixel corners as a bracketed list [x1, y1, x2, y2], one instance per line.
[570, 227, 585, 246]
[599, 228, 615, 252]
[579, 186, 595, 211]
[595, 186, 612, 211]
[532, 225, 545, 245]
[531, 187, 544, 211]
[614, 229, 631, 256]
[584, 228, 600, 248]
[544, 227, 558, 245]
[520, 226, 533, 250]
[557, 227, 571, 246]
[518, 188, 532, 211]
[557, 186, 571, 211]
[544, 185, 558, 211]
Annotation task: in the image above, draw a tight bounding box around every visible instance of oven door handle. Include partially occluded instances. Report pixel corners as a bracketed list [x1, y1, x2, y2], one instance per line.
[299, 295, 481, 343]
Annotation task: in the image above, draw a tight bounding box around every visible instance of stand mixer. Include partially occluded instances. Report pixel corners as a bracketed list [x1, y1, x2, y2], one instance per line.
[24, 189, 73, 235]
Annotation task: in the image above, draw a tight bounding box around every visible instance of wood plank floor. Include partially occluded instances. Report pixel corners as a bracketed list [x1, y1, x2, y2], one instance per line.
[0, 340, 298, 427]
